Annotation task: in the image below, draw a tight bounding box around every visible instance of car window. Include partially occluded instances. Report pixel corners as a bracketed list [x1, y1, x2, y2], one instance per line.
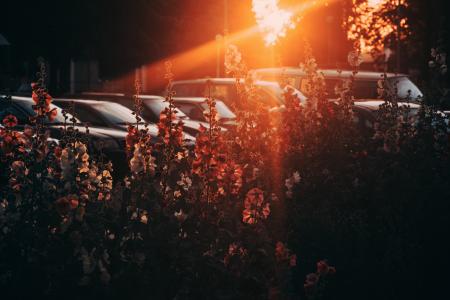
[388, 77, 423, 100]
[70, 104, 107, 127]
[172, 84, 203, 97]
[207, 84, 238, 107]
[142, 100, 188, 123]
[301, 78, 380, 99]
[175, 103, 205, 122]
[257, 73, 298, 87]
[352, 80, 379, 99]
[13, 99, 75, 124]
[199, 101, 236, 120]
[256, 86, 283, 106]
[90, 102, 137, 124]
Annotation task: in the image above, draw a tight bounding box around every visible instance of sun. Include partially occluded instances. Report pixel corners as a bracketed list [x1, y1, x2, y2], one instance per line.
[252, 0, 297, 46]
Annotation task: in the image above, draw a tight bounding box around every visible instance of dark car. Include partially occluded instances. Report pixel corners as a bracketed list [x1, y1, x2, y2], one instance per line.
[250, 68, 423, 102]
[53, 98, 196, 144]
[0, 96, 129, 177]
[78, 93, 212, 137]
[170, 78, 306, 109]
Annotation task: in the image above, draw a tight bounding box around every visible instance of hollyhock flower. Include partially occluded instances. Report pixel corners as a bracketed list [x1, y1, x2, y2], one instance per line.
[242, 188, 270, 224]
[317, 260, 331, 275]
[174, 209, 187, 222]
[177, 173, 192, 191]
[74, 142, 87, 155]
[47, 108, 58, 122]
[68, 195, 79, 209]
[224, 44, 244, 75]
[130, 156, 144, 174]
[54, 146, 62, 158]
[60, 148, 75, 179]
[97, 170, 113, 191]
[140, 211, 148, 224]
[11, 160, 27, 176]
[285, 171, 301, 199]
[55, 197, 71, 216]
[304, 273, 319, 291]
[275, 241, 289, 261]
[2, 115, 18, 128]
[290, 254, 297, 267]
[174, 190, 182, 198]
[126, 125, 138, 153]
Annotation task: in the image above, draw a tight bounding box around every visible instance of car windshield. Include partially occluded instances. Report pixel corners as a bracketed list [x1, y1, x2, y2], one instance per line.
[143, 100, 188, 118]
[90, 102, 137, 124]
[200, 101, 236, 120]
[259, 84, 307, 104]
[321, 77, 422, 100]
[173, 83, 239, 107]
[15, 98, 78, 124]
[388, 77, 423, 100]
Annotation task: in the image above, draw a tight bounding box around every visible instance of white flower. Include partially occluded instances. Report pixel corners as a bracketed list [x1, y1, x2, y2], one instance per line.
[140, 213, 148, 224]
[174, 209, 187, 222]
[224, 44, 243, 74]
[293, 171, 301, 183]
[177, 173, 192, 191]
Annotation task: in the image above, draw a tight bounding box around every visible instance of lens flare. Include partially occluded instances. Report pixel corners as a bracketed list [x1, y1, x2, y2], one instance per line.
[252, 0, 297, 46]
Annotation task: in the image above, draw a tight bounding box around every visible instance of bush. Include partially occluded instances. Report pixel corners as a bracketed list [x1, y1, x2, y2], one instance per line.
[1, 48, 449, 300]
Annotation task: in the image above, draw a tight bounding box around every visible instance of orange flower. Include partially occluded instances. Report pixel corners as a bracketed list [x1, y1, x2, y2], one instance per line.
[55, 197, 71, 215]
[275, 241, 289, 261]
[69, 195, 79, 209]
[2, 115, 18, 127]
[125, 125, 138, 152]
[47, 108, 58, 121]
[242, 188, 270, 224]
[31, 91, 39, 104]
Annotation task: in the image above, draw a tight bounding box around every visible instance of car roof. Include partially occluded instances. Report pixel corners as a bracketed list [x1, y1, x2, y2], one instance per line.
[81, 92, 126, 97]
[54, 98, 117, 105]
[172, 97, 208, 103]
[354, 100, 421, 111]
[251, 67, 407, 80]
[172, 78, 283, 87]
[139, 95, 166, 101]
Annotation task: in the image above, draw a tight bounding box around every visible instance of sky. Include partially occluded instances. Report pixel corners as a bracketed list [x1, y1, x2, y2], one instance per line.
[0, 0, 449, 89]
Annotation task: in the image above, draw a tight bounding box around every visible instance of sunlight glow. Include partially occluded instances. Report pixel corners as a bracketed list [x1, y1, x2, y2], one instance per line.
[252, 0, 297, 46]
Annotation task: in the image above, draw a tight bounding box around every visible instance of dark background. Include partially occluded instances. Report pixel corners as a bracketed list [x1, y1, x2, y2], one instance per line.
[0, 0, 449, 94]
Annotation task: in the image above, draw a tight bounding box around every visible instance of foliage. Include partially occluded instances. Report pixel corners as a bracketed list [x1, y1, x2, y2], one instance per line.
[1, 43, 450, 300]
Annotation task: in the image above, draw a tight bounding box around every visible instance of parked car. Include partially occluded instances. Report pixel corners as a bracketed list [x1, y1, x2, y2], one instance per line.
[0, 96, 129, 177]
[171, 97, 236, 127]
[250, 68, 423, 102]
[78, 93, 213, 137]
[170, 78, 306, 109]
[53, 98, 196, 144]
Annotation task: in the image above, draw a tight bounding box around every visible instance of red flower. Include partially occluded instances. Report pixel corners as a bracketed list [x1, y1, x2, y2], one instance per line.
[68, 195, 79, 209]
[54, 146, 62, 158]
[2, 115, 18, 128]
[125, 125, 138, 152]
[32, 91, 39, 104]
[304, 273, 319, 291]
[242, 188, 270, 224]
[55, 197, 71, 215]
[317, 260, 330, 275]
[290, 254, 297, 267]
[47, 108, 58, 122]
[275, 241, 289, 261]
